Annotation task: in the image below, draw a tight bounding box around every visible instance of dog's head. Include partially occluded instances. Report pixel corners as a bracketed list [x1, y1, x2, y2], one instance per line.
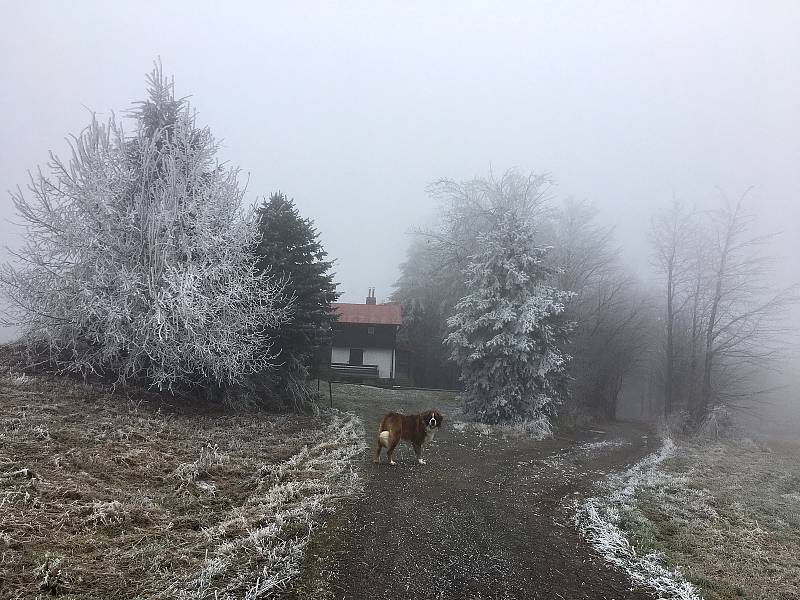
[422, 410, 443, 430]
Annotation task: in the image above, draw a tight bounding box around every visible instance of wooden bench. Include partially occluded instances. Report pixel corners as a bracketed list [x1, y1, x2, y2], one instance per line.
[329, 362, 379, 379]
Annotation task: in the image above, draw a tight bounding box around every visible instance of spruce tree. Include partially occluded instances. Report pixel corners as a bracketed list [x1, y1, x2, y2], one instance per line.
[445, 210, 573, 434]
[254, 192, 339, 377]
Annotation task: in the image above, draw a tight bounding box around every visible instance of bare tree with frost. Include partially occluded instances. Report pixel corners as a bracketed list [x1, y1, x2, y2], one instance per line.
[0, 64, 288, 391]
[697, 197, 796, 424]
[445, 209, 573, 432]
[547, 199, 654, 421]
[649, 200, 697, 418]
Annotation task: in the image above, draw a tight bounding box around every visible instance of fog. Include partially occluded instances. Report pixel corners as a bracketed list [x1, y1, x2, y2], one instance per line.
[2, 2, 798, 420]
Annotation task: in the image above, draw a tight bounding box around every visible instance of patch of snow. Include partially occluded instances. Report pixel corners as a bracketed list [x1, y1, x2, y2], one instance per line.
[575, 438, 702, 600]
[450, 418, 552, 440]
[451, 421, 468, 433]
[5, 372, 32, 385]
[578, 439, 631, 453]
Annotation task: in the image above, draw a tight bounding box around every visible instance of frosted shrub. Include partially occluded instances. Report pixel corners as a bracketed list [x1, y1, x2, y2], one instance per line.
[445, 210, 573, 426]
[697, 405, 738, 439]
[1, 64, 288, 390]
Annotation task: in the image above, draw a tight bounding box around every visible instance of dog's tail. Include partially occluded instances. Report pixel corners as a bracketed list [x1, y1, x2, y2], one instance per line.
[378, 430, 390, 448]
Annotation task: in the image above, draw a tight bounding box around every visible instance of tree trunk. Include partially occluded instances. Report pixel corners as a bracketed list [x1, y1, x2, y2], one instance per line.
[607, 374, 624, 420]
[700, 333, 714, 424]
[664, 264, 675, 418]
[687, 273, 702, 420]
[700, 209, 734, 426]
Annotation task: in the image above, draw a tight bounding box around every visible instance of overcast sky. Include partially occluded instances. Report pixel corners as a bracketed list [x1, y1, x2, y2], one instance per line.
[2, 1, 798, 331]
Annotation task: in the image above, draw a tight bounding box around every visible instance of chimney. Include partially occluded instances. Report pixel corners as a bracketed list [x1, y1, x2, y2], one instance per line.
[366, 287, 376, 305]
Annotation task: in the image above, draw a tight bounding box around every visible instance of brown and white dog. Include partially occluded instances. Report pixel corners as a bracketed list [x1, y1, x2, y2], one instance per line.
[374, 410, 443, 465]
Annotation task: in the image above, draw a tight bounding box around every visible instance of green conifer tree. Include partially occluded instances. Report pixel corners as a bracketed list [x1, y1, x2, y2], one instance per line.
[254, 192, 339, 378]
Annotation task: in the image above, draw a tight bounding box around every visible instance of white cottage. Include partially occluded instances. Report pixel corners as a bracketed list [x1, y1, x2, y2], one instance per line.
[330, 289, 402, 380]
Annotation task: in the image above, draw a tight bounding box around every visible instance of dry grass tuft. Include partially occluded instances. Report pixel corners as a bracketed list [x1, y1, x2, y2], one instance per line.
[0, 373, 365, 599]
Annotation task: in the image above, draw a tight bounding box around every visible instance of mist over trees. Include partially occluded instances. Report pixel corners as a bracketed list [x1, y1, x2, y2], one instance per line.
[393, 169, 655, 427]
[395, 170, 575, 429]
[396, 170, 796, 432]
[392, 171, 553, 389]
[0, 59, 794, 427]
[650, 196, 797, 430]
[549, 200, 655, 422]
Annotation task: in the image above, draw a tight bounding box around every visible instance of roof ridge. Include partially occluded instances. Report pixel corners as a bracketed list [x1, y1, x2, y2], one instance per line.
[331, 302, 402, 326]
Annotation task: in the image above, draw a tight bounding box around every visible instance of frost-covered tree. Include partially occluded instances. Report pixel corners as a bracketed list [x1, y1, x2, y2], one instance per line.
[445, 210, 573, 430]
[0, 63, 288, 391]
[393, 169, 552, 388]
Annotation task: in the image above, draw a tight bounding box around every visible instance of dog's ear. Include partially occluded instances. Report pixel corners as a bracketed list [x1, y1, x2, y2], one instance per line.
[436, 411, 443, 428]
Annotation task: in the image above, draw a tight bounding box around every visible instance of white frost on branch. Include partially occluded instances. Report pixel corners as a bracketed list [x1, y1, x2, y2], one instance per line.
[0, 64, 289, 389]
[445, 209, 573, 427]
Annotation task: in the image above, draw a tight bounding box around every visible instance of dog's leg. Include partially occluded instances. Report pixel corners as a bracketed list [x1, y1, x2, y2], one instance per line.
[386, 435, 399, 466]
[414, 442, 426, 465]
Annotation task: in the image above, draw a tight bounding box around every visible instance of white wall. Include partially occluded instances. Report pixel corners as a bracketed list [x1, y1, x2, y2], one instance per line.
[331, 346, 350, 364]
[363, 348, 393, 379]
[331, 346, 394, 379]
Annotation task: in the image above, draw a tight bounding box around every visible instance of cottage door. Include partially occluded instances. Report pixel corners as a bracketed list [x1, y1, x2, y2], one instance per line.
[349, 348, 364, 366]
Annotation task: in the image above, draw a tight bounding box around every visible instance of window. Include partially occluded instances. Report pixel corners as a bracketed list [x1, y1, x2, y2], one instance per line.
[367, 326, 375, 335]
[349, 348, 363, 365]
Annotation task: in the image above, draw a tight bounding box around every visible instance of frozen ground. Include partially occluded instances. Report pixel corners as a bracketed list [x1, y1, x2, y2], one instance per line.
[11, 374, 782, 600]
[587, 435, 800, 600]
[0, 374, 364, 599]
[577, 439, 702, 600]
[287, 384, 659, 600]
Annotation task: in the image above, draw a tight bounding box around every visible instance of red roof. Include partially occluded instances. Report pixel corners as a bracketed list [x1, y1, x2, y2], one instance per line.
[332, 303, 402, 326]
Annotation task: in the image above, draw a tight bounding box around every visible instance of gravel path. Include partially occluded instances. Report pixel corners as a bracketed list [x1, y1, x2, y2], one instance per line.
[287, 384, 657, 600]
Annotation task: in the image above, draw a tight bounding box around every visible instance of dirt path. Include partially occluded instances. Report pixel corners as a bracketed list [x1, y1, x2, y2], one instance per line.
[288, 385, 658, 600]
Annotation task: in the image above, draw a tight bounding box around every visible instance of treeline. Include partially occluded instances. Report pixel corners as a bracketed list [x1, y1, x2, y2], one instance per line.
[2, 63, 792, 427]
[0, 65, 338, 410]
[393, 171, 795, 431]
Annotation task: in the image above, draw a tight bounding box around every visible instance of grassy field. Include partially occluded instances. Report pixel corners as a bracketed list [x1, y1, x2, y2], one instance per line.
[7, 369, 796, 599]
[0, 373, 365, 599]
[617, 436, 800, 600]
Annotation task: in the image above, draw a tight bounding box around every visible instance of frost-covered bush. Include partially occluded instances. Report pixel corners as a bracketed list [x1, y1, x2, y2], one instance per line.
[697, 405, 738, 439]
[445, 210, 573, 425]
[0, 64, 288, 390]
